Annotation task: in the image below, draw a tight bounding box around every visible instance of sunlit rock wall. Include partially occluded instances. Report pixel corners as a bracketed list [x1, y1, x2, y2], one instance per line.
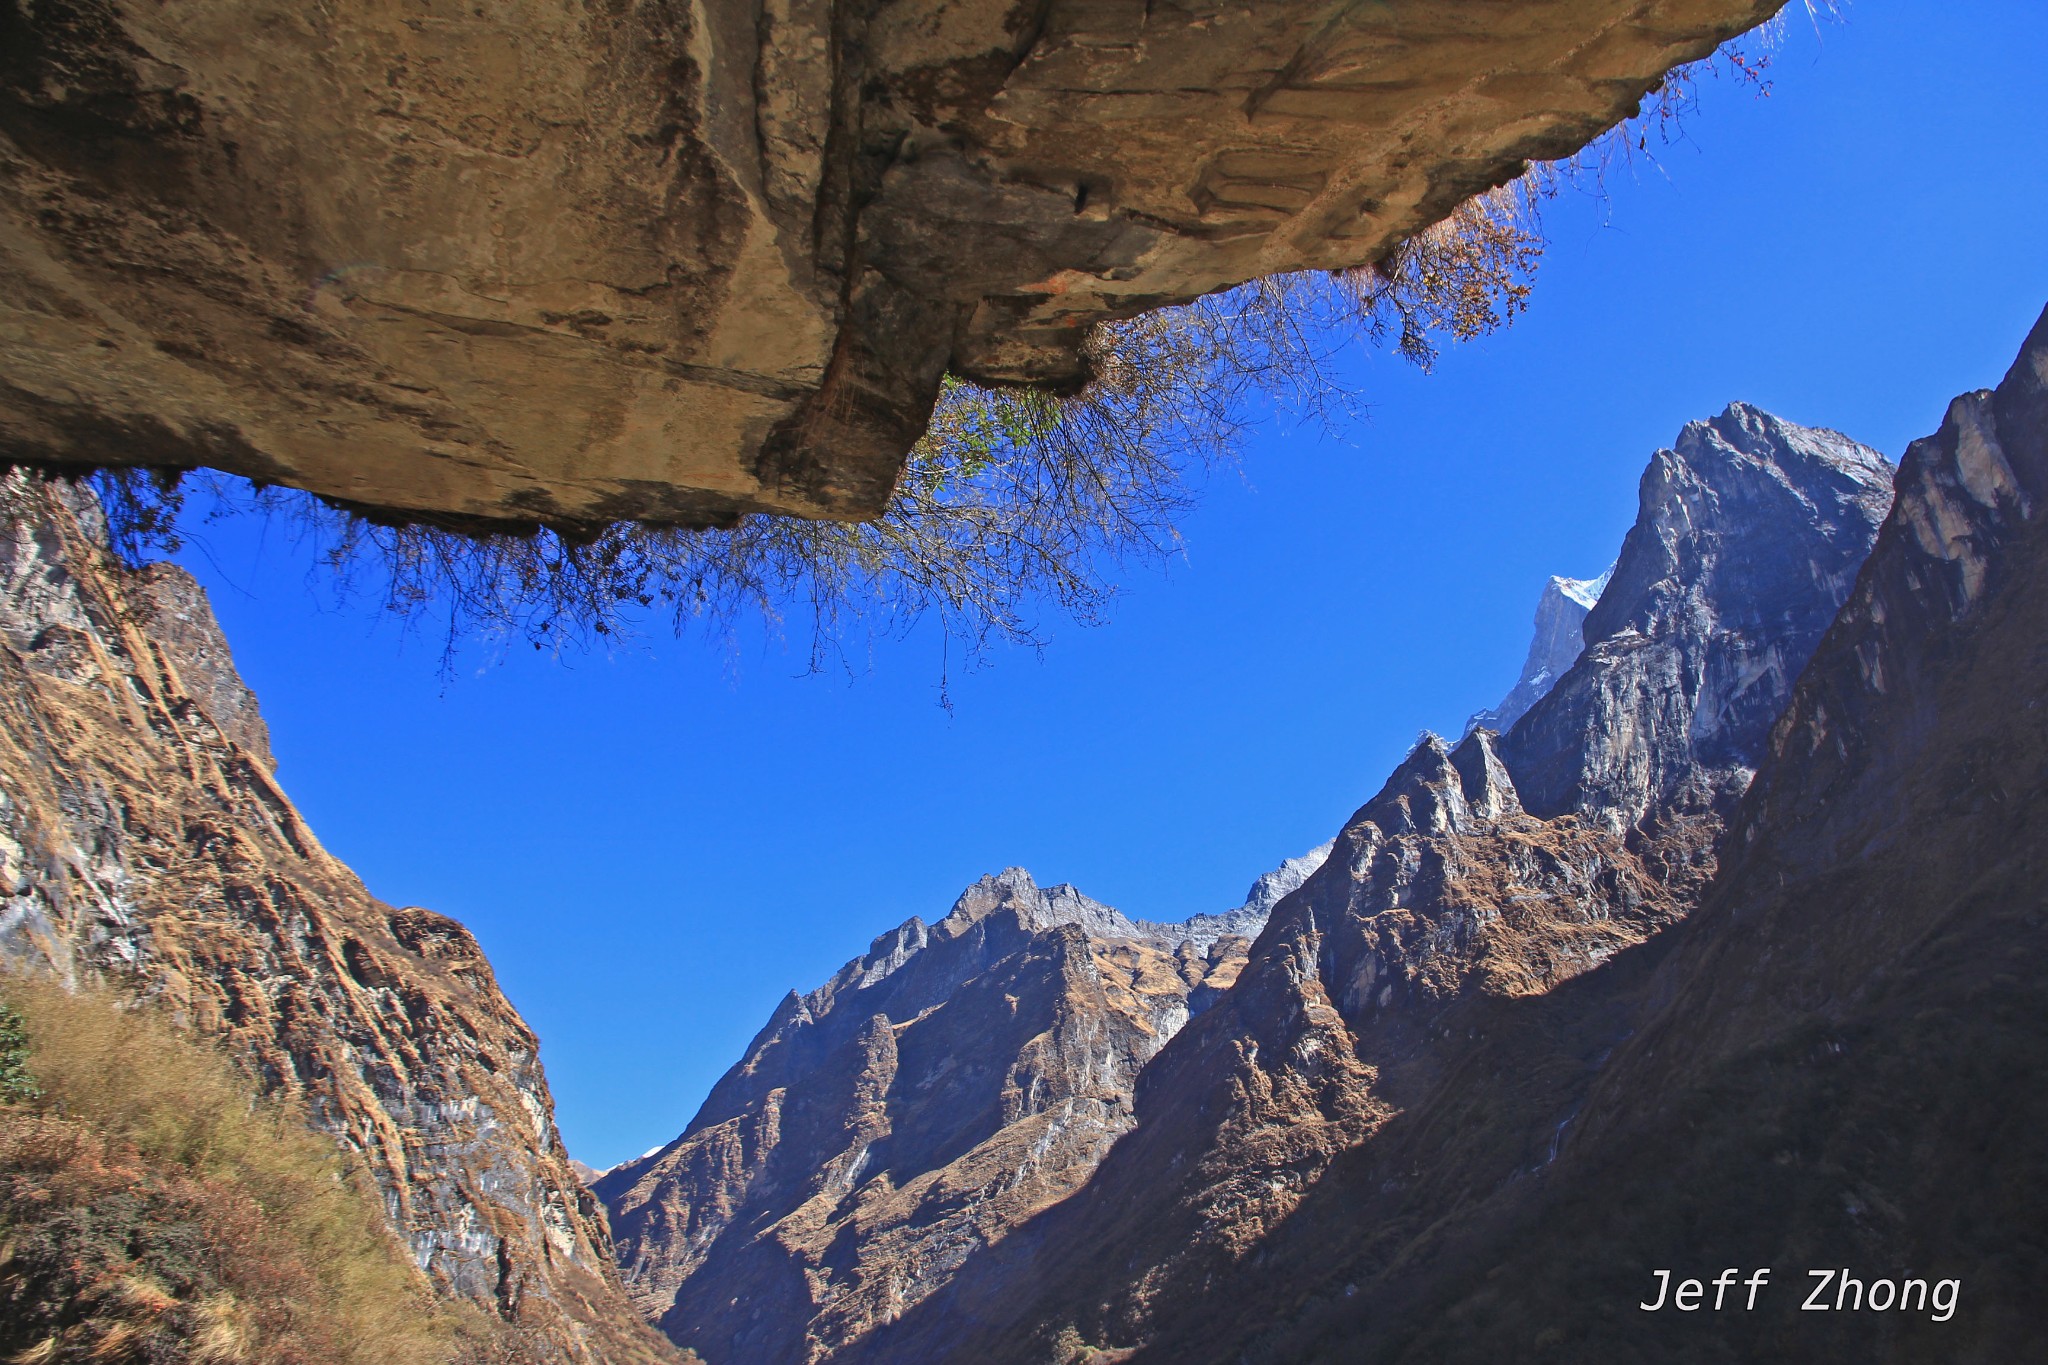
[2, 0, 1778, 532]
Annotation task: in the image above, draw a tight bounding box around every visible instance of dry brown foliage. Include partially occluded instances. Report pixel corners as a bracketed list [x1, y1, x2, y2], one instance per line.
[0, 978, 513, 1365]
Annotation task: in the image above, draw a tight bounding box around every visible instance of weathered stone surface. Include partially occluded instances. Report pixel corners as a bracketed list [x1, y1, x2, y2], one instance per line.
[596, 858, 1318, 1364]
[838, 402, 1892, 1364]
[0, 0, 1779, 532]
[0, 477, 681, 1365]
[1502, 404, 1894, 832]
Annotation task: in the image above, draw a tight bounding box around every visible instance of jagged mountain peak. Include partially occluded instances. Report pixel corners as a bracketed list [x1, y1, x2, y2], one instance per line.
[1504, 404, 1895, 829]
[598, 839, 1333, 1362]
[1234, 840, 1337, 918]
[1467, 563, 1616, 737]
[837, 397, 1908, 1365]
[1552, 567, 1612, 611]
[1341, 728, 1522, 844]
[1584, 406, 1893, 645]
[941, 846, 1340, 954]
[600, 400, 1907, 1365]
[943, 867, 1146, 941]
[1259, 305, 2048, 1365]
[1131, 841, 1337, 953]
[1685, 399, 1877, 467]
[1464, 402, 1882, 759]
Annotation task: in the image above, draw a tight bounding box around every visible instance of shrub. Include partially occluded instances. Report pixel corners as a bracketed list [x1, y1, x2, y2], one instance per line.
[0, 1002, 39, 1104]
[0, 977, 494, 1365]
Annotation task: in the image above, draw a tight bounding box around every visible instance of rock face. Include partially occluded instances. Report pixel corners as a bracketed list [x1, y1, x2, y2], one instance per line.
[0, 477, 680, 1365]
[1197, 303, 2048, 1365]
[1465, 566, 1609, 735]
[0, 0, 1778, 532]
[596, 853, 1323, 1364]
[837, 404, 1893, 1364]
[1503, 404, 1896, 834]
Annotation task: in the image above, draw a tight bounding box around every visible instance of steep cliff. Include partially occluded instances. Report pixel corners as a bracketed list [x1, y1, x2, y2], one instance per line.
[1276, 301, 2048, 1364]
[1503, 404, 1896, 833]
[0, 0, 1779, 530]
[597, 853, 1324, 1364]
[842, 403, 1893, 1364]
[0, 476, 680, 1364]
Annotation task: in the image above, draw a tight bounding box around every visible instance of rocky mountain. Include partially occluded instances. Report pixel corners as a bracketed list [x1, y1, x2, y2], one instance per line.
[1304, 299, 2048, 1365]
[0, 477, 680, 1365]
[834, 403, 1896, 1364]
[595, 850, 1325, 1364]
[1503, 404, 1898, 833]
[13, 301, 2041, 1365]
[1465, 566, 1610, 736]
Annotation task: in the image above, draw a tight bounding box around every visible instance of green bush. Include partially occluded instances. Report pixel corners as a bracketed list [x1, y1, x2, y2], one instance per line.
[0, 1001, 40, 1104]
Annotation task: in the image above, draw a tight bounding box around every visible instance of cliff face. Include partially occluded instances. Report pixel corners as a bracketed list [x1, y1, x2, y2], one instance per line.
[1314, 302, 2048, 1365]
[1502, 404, 1897, 832]
[839, 404, 1893, 1364]
[0, 477, 680, 1365]
[0, 0, 1779, 531]
[597, 855, 1323, 1364]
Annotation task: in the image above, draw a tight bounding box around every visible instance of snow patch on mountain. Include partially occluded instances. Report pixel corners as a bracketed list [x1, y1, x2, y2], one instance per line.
[1466, 563, 1616, 737]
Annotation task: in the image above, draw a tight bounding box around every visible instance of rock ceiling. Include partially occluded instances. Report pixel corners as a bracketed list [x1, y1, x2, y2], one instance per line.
[1, 0, 1777, 534]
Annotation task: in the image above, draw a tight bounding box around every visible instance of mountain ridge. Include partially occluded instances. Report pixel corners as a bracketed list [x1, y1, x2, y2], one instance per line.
[594, 844, 1331, 1364]
[607, 401, 1894, 1365]
[1215, 300, 2048, 1365]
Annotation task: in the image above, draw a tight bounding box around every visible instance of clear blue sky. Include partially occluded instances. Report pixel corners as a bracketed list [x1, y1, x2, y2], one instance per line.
[169, 0, 2048, 1168]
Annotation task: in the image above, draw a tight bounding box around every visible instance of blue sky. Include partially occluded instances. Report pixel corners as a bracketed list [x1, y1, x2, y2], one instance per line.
[170, 0, 2048, 1168]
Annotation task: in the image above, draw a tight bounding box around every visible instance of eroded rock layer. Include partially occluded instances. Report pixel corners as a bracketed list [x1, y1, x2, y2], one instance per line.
[1, 0, 1778, 531]
[838, 403, 1893, 1364]
[0, 478, 680, 1365]
[597, 857, 1323, 1364]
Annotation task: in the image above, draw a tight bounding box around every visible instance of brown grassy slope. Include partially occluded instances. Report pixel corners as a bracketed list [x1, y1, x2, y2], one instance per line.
[0, 978, 488, 1365]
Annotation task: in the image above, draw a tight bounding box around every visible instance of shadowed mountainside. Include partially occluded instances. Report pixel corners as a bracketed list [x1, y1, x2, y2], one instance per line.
[850, 313, 2048, 1365]
[838, 403, 1894, 1365]
[1289, 299, 2048, 1365]
[614, 402, 1893, 1365]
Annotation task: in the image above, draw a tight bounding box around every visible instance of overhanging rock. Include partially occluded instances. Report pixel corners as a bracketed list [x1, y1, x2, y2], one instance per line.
[1, 0, 1778, 534]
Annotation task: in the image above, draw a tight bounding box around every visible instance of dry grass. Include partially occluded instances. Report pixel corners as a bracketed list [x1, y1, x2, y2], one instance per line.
[0, 977, 507, 1365]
